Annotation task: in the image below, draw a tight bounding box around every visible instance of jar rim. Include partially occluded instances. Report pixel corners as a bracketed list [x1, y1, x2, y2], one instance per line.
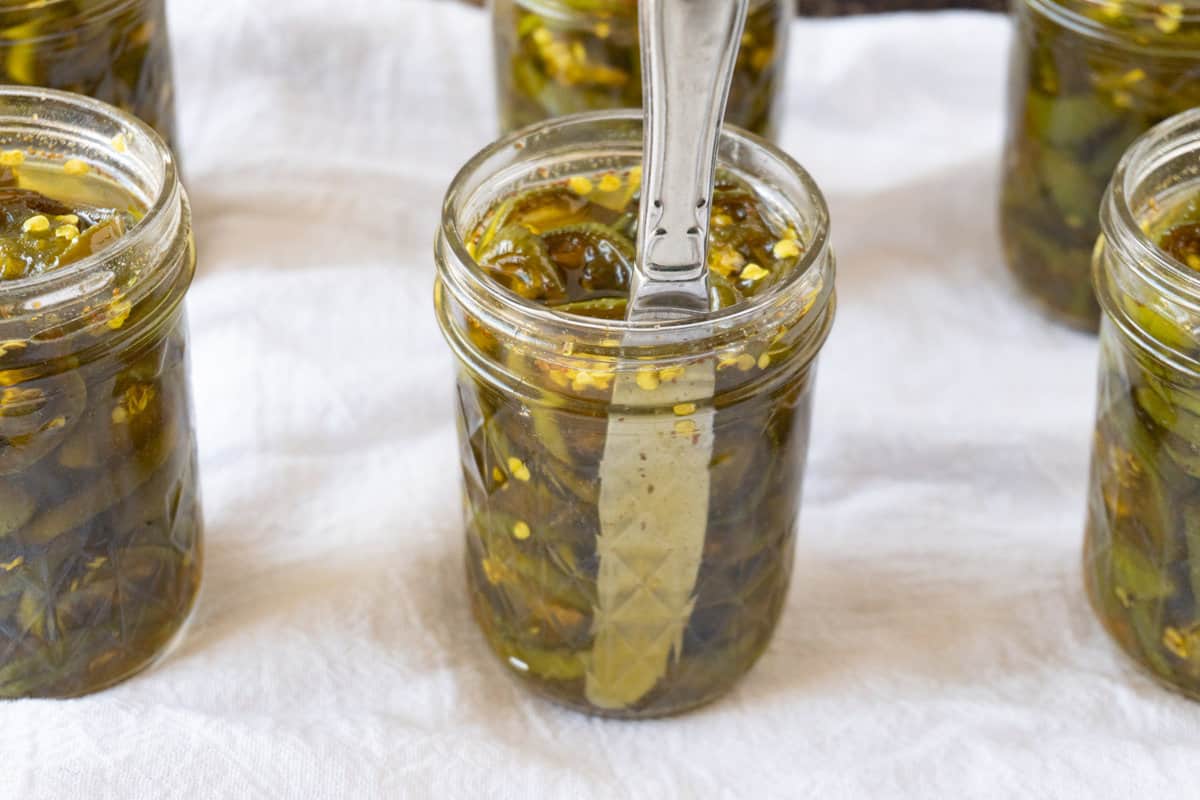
[0, 86, 179, 304]
[437, 109, 833, 355]
[1026, 0, 1200, 47]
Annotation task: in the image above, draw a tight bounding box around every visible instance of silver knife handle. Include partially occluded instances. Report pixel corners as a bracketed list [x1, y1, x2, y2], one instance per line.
[634, 0, 749, 315]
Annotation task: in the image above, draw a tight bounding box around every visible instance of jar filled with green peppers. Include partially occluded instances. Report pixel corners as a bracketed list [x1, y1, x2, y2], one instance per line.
[1086, 108, 1200, 698]
[0, 0, 178, 148]
[491, 0, 791, 139]
[1000, 0, 1200, 330]
[435, 112, 835, 717]
[0, 88, 200, 698]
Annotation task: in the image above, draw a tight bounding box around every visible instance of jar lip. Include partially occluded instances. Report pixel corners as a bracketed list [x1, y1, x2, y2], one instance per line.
[438, 110, 832, 345]
[0, 86, 178, 302]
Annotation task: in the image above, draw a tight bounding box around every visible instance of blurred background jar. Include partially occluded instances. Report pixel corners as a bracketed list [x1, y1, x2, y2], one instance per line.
[1000, 0, 1200, 330]
[435, 111, 835, 717]
[490, 0, 792, 139]
[0, 0, 177, 148]
[0, 88, 200, 698]
[1086, 108, 1200, 699]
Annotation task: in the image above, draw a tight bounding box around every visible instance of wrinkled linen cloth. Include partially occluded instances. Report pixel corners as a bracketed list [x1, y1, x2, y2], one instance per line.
[4, 2, 1198, 797]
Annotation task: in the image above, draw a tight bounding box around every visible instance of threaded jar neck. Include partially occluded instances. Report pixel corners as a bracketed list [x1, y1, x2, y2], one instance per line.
[0, 87, 189, 368]
[1096, 107, 1200, 374]
[435, 110, 835, 404]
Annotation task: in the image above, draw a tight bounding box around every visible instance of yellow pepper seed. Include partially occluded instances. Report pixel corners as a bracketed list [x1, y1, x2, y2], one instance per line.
[712, 248, 745, 276]
[54, 224, 79, 240]
[674, 420, 698, 436]
[0, 149, 23, 166]
[512, 521, 532, 541]
[0, 556, 23, 572]
[1164, 626, 1189, 659]
[63, 159, 90, 176]
[111, 133, 128, 153]
[106, 298, 133, 330]
[482, 557, 505, 585]
[736, 354, 757, 372]
[1121, 68, 1146, 86]
[635, 368, 660, 391]
[673, 403, 696, 416]
[772, 239, 802, 259]
[758, 353, 772, 369]
[1157, 3, 1183, 33]
[594, 21, 611, 38]
[597, 173, 622, 193]
[740, 263, 769, 281]
[568, 176, 594, 195]
[628, 166, 643, 190]
[659, 365, 685, 383]
[22, 215, 49, 234]
[54, 214, 79, 225]
[713, 213, 733, 228]
[507, 457, 532, 482]
[492, 467, 504, 483]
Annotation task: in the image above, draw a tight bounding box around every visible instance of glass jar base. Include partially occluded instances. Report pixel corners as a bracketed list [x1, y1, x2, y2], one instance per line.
[0, 569, 201, 701]
[1083, 560, 1200, 703]
[469, 585, 766, 719]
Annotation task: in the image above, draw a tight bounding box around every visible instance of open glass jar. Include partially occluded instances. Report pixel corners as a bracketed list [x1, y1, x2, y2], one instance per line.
[1000, 0, 1200, 330]
[435, 111, 835, 718]
[1086, 108, 1200, 698]
[0, 0, 178, 147]
[0, 87, 200, 698]
[491, 0, 791, 140]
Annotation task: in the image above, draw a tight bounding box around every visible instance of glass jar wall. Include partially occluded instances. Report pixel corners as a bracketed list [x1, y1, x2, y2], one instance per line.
[435, 111, 835, 717]
[1000, 0, 1200, 330]
[1086, 108, 1200, 698]
[0, 87, 200, 698]
[491, 0, 791, 139]
[0, 0, 178, 147]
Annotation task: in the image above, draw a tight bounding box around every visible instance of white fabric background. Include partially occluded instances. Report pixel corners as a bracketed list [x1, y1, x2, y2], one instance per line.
[4, 1, 1198, 797]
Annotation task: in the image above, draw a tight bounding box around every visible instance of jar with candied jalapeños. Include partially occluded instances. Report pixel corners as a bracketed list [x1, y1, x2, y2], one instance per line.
[1085, 108, 1200, 698]
[1001, 0, 1200, 330]
[491, 0, 791, 140]
[0, 88, 200, 698]
[435, 112, 835, 718]
[0, 0, 178, 148]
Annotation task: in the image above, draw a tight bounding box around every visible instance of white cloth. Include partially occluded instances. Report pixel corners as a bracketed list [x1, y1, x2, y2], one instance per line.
[5, 2, 1195, 798]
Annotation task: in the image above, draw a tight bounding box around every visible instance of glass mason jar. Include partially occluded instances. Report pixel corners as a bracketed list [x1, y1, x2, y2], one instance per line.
[1086, 107, 1200, 698]
[435, 111, 835, 717]
[491, 0, 792, 140]
[1000, 0, 1200, 330]
[0, 0, 178, 148]
[0, 87, 200, 698]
